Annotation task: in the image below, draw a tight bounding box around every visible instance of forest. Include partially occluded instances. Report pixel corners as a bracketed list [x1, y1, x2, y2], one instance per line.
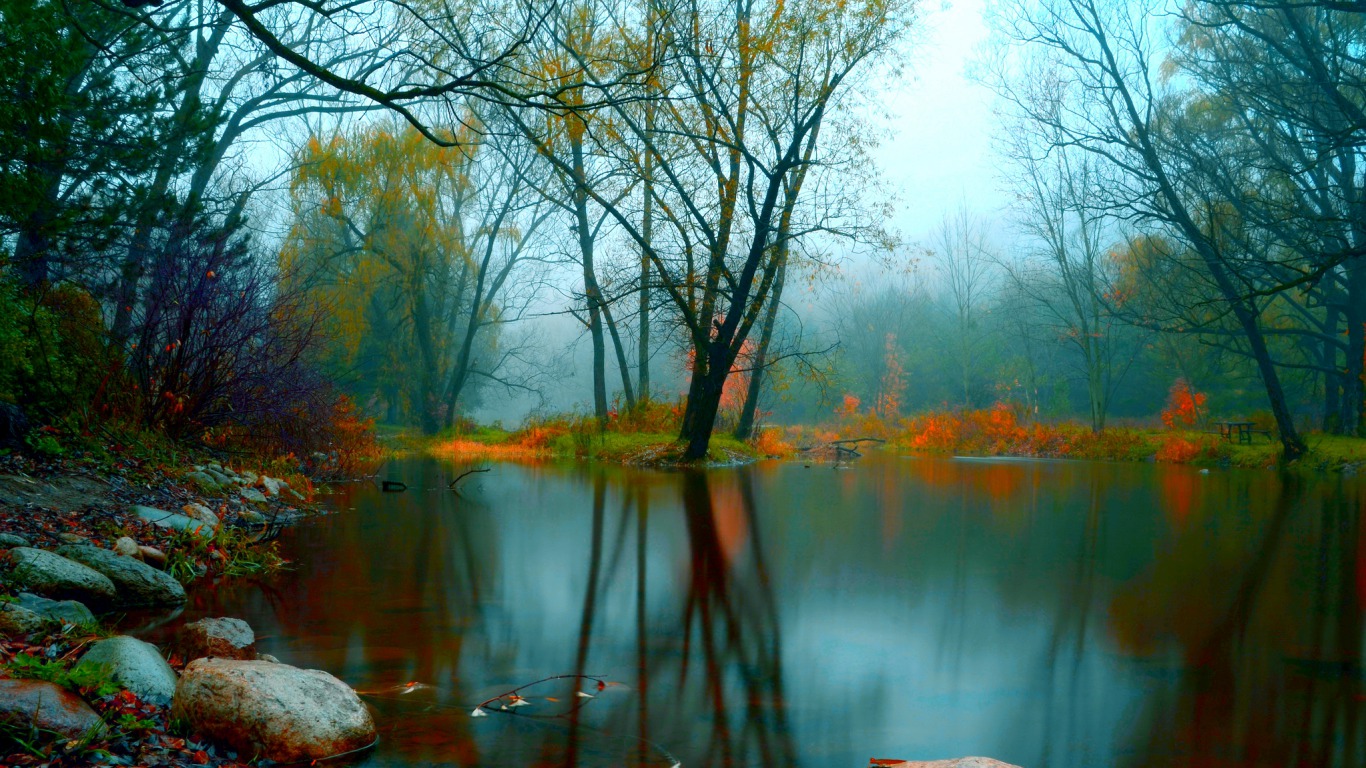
[1, 0, 1363, 465]
[5, 3, 1366, 767]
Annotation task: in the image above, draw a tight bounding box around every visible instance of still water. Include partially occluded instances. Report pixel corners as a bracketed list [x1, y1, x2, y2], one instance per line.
[162, 456, 1366, 767]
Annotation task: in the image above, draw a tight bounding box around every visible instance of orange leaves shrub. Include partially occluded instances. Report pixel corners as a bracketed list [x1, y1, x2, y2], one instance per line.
[906, 411, 958, 452]
[891, 405, 1161, 461]
[901, 403, 1027, 454]
[1155, 433, 1221, 463]
[1161, 379, 1207, 429]
[607, 398, 683, 434]
[751, 426, 796, 457]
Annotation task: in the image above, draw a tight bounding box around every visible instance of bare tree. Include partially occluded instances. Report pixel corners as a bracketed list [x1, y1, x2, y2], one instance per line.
[1000, 130, 1135, 431]
[990, 0, 1308, 460]
[931, 205, 997, 407]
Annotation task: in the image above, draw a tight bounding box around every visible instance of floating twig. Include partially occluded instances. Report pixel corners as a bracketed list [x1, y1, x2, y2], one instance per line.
[448, 467, 490, 491]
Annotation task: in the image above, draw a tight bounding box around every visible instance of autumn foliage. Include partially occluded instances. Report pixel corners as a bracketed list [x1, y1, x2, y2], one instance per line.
[1161, 379, 1208, 429]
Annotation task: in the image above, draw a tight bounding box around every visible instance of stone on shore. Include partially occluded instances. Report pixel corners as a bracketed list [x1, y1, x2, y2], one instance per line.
[176, 617, 257, 661]
[8, 547, 117, 608]
[15, 592, 95, 625]
[113, 536, 142, 559]
[240, 487, 268, 504]
[0, 679, 105, 740]
[260, 476, 281, 496]
[80, 636, 178, 705]
[0, 532, 31, 548]
[132, 504, 213, 536]
[55, 544, 186, 607]
[138, 545, 168, 568]
[173, 658, 376, 763]
[182, 502, 220, 530]
[0, 602, 47, 635]
[185, 470, 222, 492]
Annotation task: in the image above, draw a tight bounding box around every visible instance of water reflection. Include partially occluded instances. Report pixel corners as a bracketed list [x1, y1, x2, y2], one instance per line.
[149, 457, 1366, 767]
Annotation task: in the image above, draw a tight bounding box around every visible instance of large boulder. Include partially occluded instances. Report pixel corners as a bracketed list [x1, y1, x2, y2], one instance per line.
[0, 679, 105, 740]
[80, 636, 178, 705]
[173, 658, 376, 763]
[0, 602, 46, 635]
[14, 592, 95, 625]
[874, 754, 1027, 759]
[56, 544, 186, 607]
[176, 617, 257, 661]
[0, 532, 31, 548]
[132, 505, 213, 536]
[8, 547, 116, 608]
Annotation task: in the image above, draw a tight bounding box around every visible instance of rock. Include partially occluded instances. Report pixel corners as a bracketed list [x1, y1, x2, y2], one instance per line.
[868, 754, 1021, 759]
[113, 536, 142, 559]
[0, 401, 31, 447]
[0, 679, 105, 740]
[173, 658, 375, 763]
[240, 487, 268, 504]
[8, 547, 117, 608]
[288, 488, 306, 501]
[241, 471, 259, 484]
[182, 502, 220, 530]
[55, 544, 186, 607]
[238, 509, 267, 524]
[57, 532, 90, 545]
[185, 470, 221, 492]
[139, 545, 168, 568]
[205, 468, 236, 486]
[260, 476, 281, 496]
[15, 592, 95, 625]
[132, 505, 213, 536]
[80, 636, 178, 705]
[257, 653, 280, 663]
[0, 602, 47, 635]
[0, 532, 31, 548]
[176, 617, 257, 661]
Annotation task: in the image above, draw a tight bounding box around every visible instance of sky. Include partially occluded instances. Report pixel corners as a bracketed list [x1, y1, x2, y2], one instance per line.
[871, 0, 1007, 244]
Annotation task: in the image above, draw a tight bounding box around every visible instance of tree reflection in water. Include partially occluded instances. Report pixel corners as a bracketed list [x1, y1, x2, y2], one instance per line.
[1110, 473, 1366, 767]
[155, 457, 1366, 767]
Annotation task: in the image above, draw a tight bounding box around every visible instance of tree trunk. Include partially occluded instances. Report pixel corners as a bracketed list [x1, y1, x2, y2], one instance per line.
[1344, 258, 1365, 435]
[570, 134, 609, 426]
[600, 297, 636, 410]
[1323, 294, 1342, 433]
[735, 256, 785, 440]
[681, 345, 731, 459]
[638, 166, 653, 405]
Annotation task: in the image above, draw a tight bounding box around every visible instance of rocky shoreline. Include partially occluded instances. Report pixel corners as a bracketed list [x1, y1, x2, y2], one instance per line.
[0, 448, 372, 766]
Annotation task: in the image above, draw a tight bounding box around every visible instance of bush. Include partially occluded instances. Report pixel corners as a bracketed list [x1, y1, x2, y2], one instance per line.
[0, 276, 110, 420]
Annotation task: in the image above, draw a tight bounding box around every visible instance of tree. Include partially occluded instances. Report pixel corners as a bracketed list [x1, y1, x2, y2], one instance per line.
[931, 206, 998, 407]
[0, 0, 167, 286]
[990, 0, 1309, 460]
[999, 134, 1134, 431]
[1169, 2, 1366, 433]
[529, 0, 912, 458]
[285, 121, 550, 432]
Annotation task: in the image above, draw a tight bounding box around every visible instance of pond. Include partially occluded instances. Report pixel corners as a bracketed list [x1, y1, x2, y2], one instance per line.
[155, 455, 1366, 767]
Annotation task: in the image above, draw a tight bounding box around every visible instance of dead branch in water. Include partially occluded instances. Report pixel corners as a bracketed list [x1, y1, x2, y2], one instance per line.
[449, 467, 490, 492]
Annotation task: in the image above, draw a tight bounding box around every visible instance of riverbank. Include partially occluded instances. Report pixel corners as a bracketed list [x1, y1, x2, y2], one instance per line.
[411, 406, 1366, 474]
[0, 429, 345, 766]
